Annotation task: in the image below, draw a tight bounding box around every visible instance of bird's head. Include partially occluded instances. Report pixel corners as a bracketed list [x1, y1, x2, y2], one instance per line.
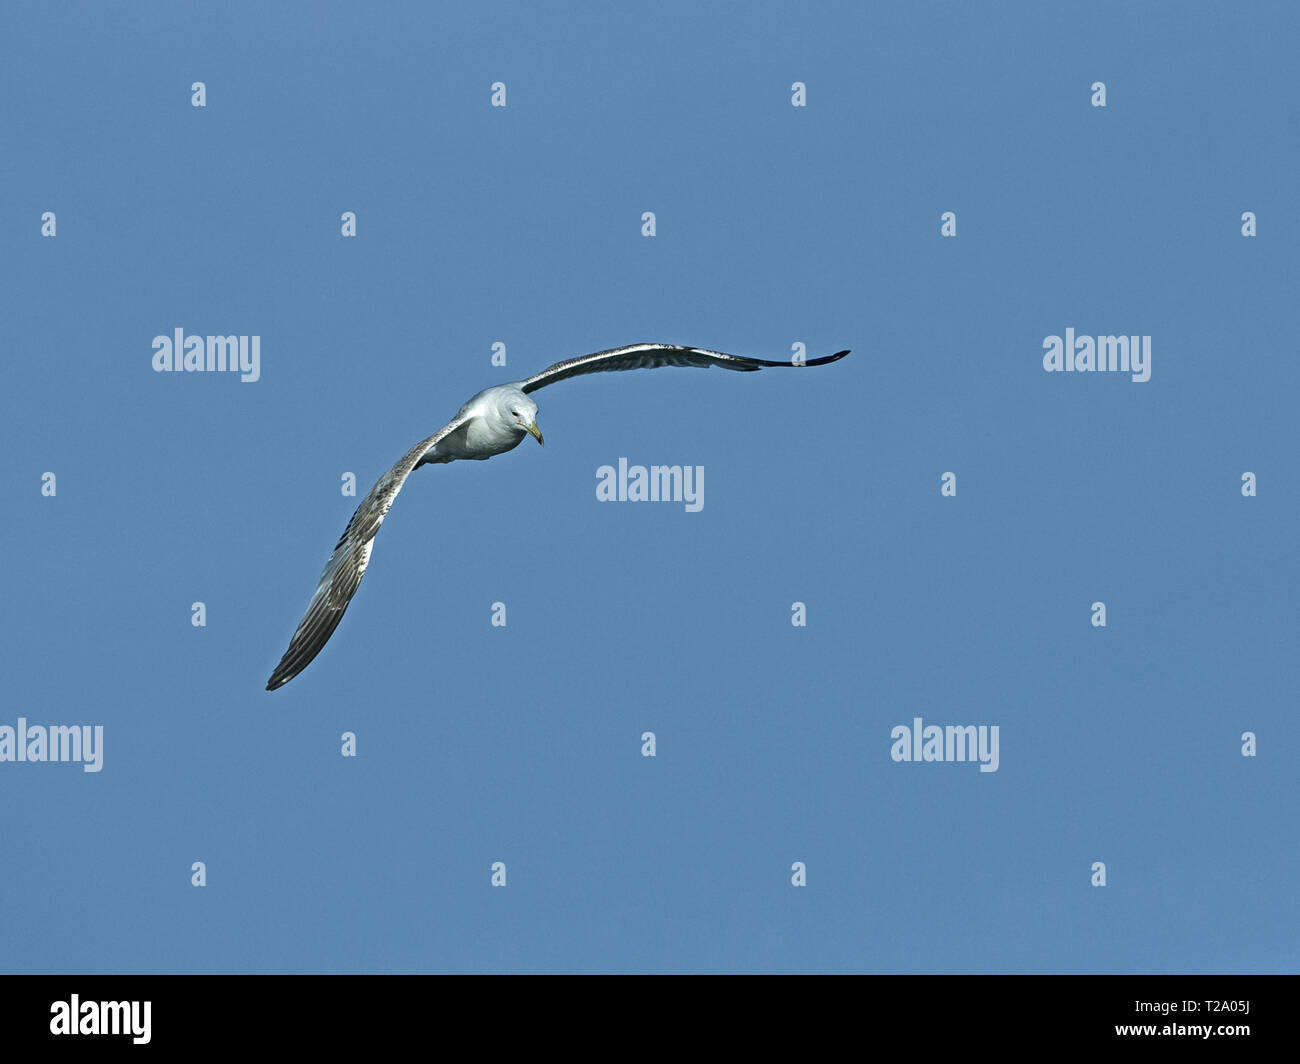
[507, 395, 543, 446]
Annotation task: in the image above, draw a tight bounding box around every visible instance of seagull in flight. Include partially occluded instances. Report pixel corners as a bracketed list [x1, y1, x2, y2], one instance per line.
[266, 342, 850, 690]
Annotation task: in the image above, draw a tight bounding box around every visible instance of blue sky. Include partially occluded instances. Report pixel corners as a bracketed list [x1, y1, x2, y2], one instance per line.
[2, 1, 1296, 973]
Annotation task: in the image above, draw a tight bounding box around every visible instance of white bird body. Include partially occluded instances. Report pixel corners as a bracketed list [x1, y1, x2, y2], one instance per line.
[266, 343, 848, 690]
[421, 385, 537, 463]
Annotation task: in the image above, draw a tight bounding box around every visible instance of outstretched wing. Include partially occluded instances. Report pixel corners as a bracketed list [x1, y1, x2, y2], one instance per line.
[516, 343, 850, 394]
[265, 412, 472, 691]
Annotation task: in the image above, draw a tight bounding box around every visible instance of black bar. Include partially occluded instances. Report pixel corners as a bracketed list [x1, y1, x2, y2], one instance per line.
[0, 974, 1289, 1051]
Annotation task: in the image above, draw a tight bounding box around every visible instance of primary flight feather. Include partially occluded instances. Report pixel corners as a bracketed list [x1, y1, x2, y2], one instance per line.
[266, 342, 849, 690]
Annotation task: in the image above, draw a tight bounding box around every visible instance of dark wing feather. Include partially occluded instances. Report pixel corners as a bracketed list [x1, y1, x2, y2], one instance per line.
[517, 344, 850, 394]
[265, 412, 472, 691]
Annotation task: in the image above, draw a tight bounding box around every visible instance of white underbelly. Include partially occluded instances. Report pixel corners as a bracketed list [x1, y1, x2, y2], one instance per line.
[442, 419, 525, 460]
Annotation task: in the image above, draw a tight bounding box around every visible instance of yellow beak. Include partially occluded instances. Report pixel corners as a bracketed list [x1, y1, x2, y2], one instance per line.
[525, 420, 544, 446]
